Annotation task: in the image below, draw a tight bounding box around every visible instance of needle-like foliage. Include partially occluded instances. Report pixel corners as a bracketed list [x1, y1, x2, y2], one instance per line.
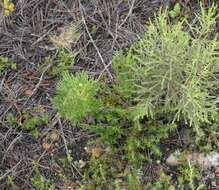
[113, 3, 219, 134]
[52, 72, 100, 122]
[52, 3, 219, 189]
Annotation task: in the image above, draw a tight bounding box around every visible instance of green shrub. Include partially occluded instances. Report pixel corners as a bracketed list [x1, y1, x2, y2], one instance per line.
[21, 114, 49, 137]
[52, 3, 219, 189]
[7, 176, 19, 190]
[31, 162, 56, 190]
[113, 3, 219, 134]
[81, 154, 118, 190]
[32, 172, 55, 190]
[112, 50, 135, 99]
[178, 161, 204, 190]
[146, 170, 175, 190]
[125, 121, 176, 163]
[52, 72, 100, 123]
[32, 175, 55, 190]
[6, 112, 49, 137]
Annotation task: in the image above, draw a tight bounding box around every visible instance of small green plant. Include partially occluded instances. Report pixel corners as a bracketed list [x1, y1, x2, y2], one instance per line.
[112, 50, 135, 99]
[32, 167, 55, 190]
[195, 120, 219, 152]
[82, 124, 123, 145]
[6, 175, 19, 190]
[125, 122, 176, 163]
[21, 114, 49, 137]
[125, 168, 143, 190]
[32, 175, 55, 190]
[0, 56, 16, 74]
[52, 72, 100, 123]
[7, 112, 49, 137]
[31, 162, 55, 190]
[81, 154, 119, 190]
[178, 161, 204, 190]
[146, 170, 175, 190]
[49, 50, 75, 76]
[169, 3, 181, 18]
[6, 113, 18, 126]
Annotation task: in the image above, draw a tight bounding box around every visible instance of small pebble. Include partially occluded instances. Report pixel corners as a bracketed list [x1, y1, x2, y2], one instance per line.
[211, 181, 216, 187]
[79, 160, 86, 168]
[215, 167, 219, 174]
[73, 161, 78, 165]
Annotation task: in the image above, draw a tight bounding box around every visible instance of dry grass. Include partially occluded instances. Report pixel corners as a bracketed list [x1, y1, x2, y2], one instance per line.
[50, 22, 81, 50]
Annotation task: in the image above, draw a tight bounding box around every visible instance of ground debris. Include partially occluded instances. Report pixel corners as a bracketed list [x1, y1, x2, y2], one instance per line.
[167, 151, 219, 168]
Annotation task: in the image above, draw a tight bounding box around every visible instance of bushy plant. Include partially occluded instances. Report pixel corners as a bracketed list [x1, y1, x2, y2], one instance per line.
[113, 3, 219, 134]
[32, 172, 55, 190]
[52, 72, 100, 123]
[112, 50, 135, 99]
[52, 3, 219, 189]
[7, 176, 19, 190]
[178, 161, 204, 190]
[81, 154, 118, 190]
[31, 162, 56, 190]
[32, 175, 55, 190]
[125, 121, 176, 163]
[146, 170, 175, 190]
[6, 112, 49, 137]
[125, 168, 144, 190]
[21, 114, 49, 137]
